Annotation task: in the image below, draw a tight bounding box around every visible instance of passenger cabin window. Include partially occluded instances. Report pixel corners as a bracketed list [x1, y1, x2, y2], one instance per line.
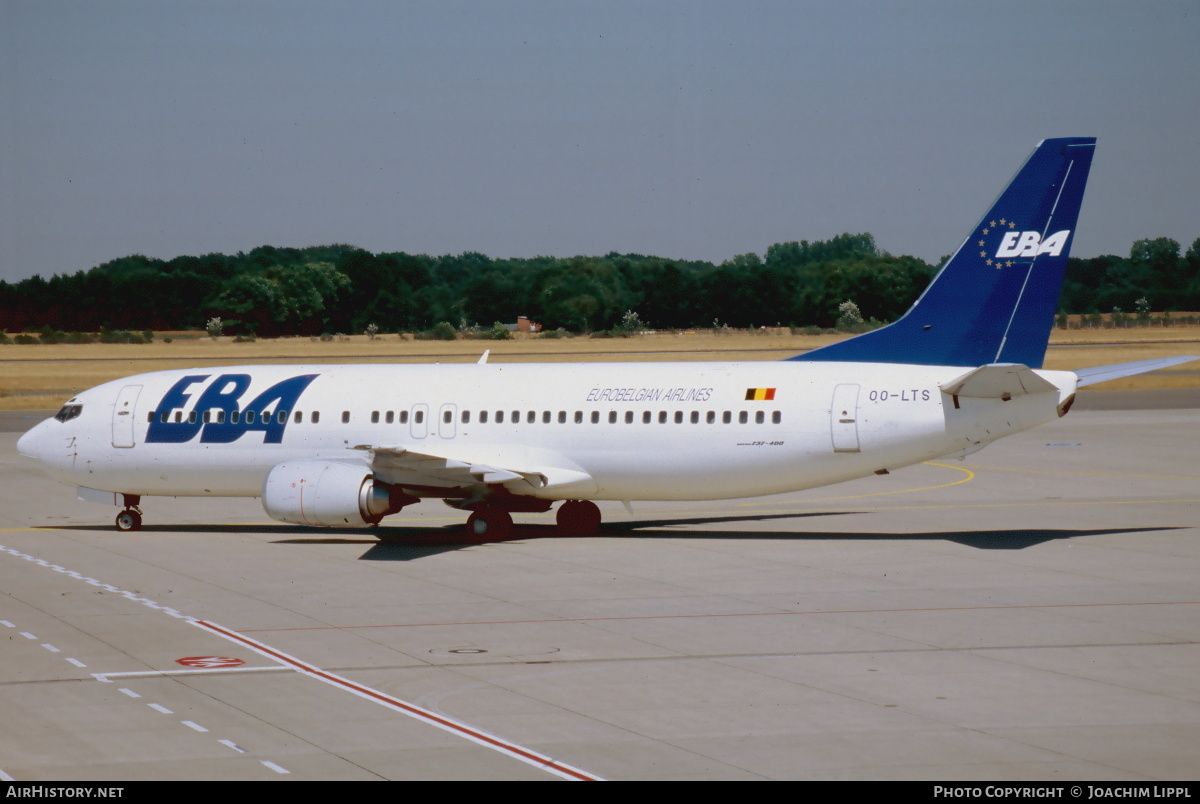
[608, 411, 617, 424]
[723, 411, 732, 424]
[625, 411, 633, 424]
[311, 411, 320, 424]
[371, 411, 379, 423]
[341, 411, 350, 423]
[527, 411, 535, 424]
[386, 411, 394, 424]
[643, 411, 651, 424]
[739, 411, 748, 424]
[558, 411, 566, 424]
[496, 411, 505, 424]
[216, 411, 226, 424]
[772, 411, 781, 424]
[674, 411, 683, 424]
[575, 411, 583, 423]
[590, 411, 600, 424]
[706, 411, 715, 424]
[399, 411, 407, 424]
[246, 411, 256, 424]
[658, 411, 667, 424]
[443, 410, 452, 424]
[294, 411, 302, 424]
[462, 410, 470, 424]
[542, 411, 551, 424]
[756, 411, 765, 424]
[414, 410, 424, 424]
[480, 410, 488, 423]
[147, 411, 154, 423]
[690, 411, 699, 424]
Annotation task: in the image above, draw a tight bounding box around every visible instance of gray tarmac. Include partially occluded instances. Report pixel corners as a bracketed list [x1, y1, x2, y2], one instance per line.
[0, 399, 1197, 780]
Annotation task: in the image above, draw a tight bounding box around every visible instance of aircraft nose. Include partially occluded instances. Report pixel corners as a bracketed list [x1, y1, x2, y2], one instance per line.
[17, 418, 72, 474]
[16, 420, 47, 460]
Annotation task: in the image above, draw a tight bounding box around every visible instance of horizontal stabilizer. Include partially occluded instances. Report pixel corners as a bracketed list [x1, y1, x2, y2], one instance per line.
[940, 363, 1059, 399]
[1074, 356, 1198, 387]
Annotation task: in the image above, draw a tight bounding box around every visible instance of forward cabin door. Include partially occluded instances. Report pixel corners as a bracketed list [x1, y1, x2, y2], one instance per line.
[112, 385, 143, 448]
[830, 383, 861, 453]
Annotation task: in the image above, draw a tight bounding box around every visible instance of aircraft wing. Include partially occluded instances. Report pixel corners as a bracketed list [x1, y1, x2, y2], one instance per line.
[1074, 356, 1198, 388]
[350, 443, 596, 496]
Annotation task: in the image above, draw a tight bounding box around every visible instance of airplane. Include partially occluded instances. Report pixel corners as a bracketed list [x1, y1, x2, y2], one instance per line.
[16, 137, 1196, 538]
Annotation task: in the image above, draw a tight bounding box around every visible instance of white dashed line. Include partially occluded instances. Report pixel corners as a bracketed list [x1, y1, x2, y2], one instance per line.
[42, 643, 60, 653]
[260, 760, 290, 774]
[148, 703, 173, 714]
[66, 658, 86, 668]
[181, 720, 208, 733]
[218, 739, 245, 753]
[0, 544, 188, 619]
[0, 620, 14, 628]
[118, 688, 141, 698]
[0, 768, 14, 781]
[19, 632, 36, 640]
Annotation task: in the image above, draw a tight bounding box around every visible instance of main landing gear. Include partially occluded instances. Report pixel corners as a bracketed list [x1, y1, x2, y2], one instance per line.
[114, 494, 142, 532]
[459, 500, 602, 539]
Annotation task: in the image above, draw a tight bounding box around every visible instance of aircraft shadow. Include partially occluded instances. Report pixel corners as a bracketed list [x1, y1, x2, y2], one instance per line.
[45, 516, 1184, 560]
[355, 517, 1180, 560]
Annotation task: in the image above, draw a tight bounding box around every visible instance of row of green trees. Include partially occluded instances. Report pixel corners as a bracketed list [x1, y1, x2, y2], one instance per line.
[1, 235, 1196, 336]
[1060, 237, 1200, 314]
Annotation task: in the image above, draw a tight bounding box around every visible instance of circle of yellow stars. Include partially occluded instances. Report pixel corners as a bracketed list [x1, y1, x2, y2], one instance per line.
[978, 218, 1018, 269]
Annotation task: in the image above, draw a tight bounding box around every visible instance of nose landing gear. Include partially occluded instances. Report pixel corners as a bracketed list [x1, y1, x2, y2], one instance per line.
[115, 508, 142, 532]
[114, 494, 142, 532]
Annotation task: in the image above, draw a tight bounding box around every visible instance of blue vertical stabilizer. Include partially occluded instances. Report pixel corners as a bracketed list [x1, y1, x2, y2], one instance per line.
[791, 137, 1096, 368]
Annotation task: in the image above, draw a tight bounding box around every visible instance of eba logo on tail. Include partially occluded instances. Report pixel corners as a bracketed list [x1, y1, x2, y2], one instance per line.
[995, 230, 1071, 259]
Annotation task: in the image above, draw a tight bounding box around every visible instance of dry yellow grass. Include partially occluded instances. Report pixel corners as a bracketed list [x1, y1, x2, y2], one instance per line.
[2, 327, 1196, 409]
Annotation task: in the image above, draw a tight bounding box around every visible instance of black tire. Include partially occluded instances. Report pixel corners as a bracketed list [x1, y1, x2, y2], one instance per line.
[115, 510, 142, 532]
[556, 500, 601, 535]
[465, 510, 513, 540]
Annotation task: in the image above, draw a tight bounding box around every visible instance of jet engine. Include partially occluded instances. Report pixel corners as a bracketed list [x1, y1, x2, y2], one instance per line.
[262, 461, 408, 527]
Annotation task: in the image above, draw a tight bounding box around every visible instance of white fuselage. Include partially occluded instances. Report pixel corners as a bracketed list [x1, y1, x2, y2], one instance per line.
[18, 361, 1077, 504]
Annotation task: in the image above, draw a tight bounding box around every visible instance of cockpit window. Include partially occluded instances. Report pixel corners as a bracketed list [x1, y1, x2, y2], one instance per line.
[54, 404, 83, 423]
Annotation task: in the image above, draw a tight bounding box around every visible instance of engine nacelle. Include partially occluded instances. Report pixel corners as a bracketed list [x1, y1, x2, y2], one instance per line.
[262, 461, 395, 527]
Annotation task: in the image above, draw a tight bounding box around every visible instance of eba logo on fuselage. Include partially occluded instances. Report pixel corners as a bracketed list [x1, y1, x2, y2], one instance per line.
[994, 230, 1070, 259]
[145, 373, 318, 444]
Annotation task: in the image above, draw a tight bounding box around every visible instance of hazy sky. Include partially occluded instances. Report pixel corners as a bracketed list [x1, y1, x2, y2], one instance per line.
[2, 0, 1197, 284]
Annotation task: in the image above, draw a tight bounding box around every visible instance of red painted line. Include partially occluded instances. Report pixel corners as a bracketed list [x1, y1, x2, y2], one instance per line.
[193, 619, 603, 781]
[238, 599, 1200, 633]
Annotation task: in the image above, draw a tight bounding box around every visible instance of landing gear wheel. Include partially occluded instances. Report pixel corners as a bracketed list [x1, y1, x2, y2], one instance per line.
[115, 509, 142, 532]
[465, 510, 513, 540]
[556, 500, 601, 535]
